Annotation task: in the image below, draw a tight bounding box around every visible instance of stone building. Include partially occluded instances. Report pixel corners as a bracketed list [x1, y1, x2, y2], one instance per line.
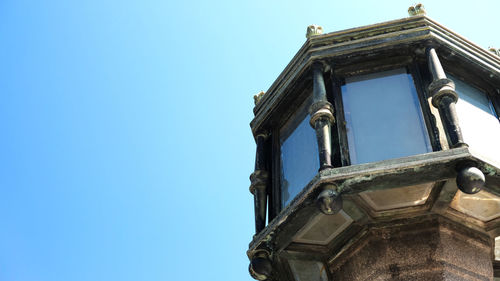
[247, 5, 500, 281]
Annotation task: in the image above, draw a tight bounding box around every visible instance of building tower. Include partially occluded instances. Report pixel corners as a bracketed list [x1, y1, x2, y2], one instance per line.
[247, 5, 500, 281]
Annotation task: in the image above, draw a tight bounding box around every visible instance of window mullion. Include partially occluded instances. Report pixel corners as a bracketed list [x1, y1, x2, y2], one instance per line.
[330, 71, 351, 167]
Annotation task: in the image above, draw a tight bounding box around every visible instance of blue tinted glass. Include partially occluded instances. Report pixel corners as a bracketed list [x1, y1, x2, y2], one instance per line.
[451, 75, 500, 163]
[280, 98, 319, 207]
[342, 69, 432, 164]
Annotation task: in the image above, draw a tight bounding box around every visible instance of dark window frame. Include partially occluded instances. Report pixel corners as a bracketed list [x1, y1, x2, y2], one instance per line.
[270, 79, 315, 220]
[278, 94, 319, 209]
[269, 55, 448, 218]
[442, 66, 500, 121]
[330, 60, 440, 168]
[437, 47, 500, 120]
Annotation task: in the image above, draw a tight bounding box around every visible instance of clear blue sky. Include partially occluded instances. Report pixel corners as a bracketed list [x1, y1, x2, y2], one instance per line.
[0, 1, 498, 280]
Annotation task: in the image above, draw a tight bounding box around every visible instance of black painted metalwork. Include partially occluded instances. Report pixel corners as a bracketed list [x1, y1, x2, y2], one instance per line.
[247, 16, 500, 281]
[249, 250, 273, 281]
[426, 47, 466, 148]
[250, 133, 269, 234]
[310, 62, 335, 170]
[330, 74, 350, 167]
[456, 163, 485, 194]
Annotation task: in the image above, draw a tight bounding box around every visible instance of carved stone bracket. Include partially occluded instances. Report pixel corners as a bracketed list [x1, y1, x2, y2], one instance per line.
[316, 183, 343, 215]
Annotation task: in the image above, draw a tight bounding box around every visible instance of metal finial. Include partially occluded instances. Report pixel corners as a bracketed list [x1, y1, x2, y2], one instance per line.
[254, 91, 265, 105]
[408, 3, 426, 16]
[249, 250, 272, 280]
[306, 25, 323, 39]
[456, 165, 485, 194]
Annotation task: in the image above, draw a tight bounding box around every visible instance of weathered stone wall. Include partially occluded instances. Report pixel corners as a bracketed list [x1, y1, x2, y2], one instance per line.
[329, 217, 493, 281]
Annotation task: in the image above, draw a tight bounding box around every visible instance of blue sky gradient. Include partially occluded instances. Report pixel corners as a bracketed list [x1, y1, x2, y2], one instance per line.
[1, 1, 499, 280]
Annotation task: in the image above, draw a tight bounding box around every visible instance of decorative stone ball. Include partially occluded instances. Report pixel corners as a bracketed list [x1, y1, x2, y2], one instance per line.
[316, 189, 343, 215]
[456, 166, 485, 194]
[249, 256, 272, 280]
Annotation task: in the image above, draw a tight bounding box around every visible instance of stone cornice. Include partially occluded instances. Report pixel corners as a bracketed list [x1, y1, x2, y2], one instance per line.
[247, 147, 500, 256]
[250, 15, 500, 135]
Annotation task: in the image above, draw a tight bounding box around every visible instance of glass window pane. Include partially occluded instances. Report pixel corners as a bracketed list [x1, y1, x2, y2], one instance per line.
[342, 69, 432, 165]
[280, 97, 319, 207]
[451, 75, 500, 163]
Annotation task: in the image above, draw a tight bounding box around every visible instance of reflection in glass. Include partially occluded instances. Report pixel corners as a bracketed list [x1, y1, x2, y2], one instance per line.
[280, 97, 319, 207]
[450, 75, 500, 163]
[342, 69, 432, 165]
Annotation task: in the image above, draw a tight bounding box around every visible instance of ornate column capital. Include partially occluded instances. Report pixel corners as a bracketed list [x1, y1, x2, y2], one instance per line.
[254, 131, 270, 140]
[312, 60, 327, 72]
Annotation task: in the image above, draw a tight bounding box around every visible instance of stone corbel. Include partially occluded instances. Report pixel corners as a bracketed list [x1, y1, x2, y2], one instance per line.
[316, 183, 343, 215]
